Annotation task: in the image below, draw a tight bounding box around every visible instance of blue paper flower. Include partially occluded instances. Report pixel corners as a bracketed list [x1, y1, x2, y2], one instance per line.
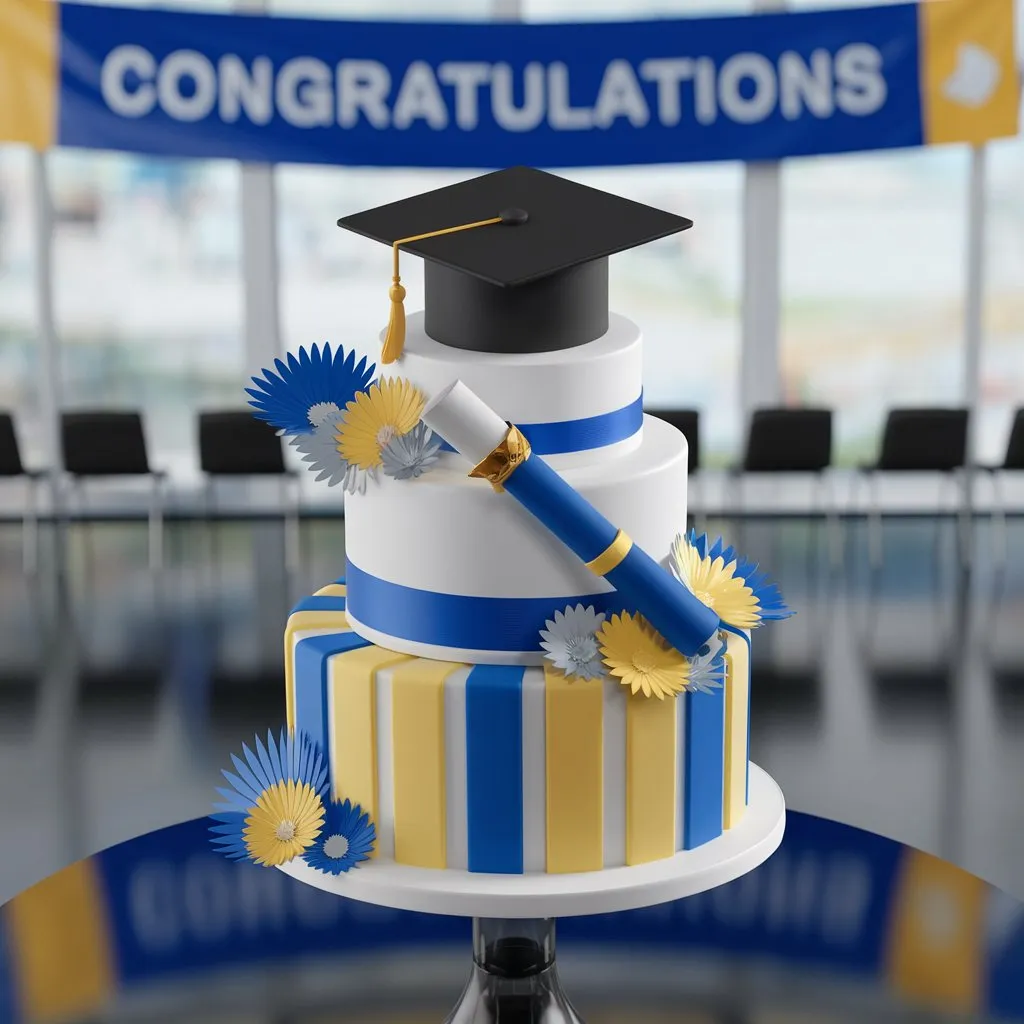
[246, 344, 375, 436]
[303, 799, 377, 874]
[290, 414, 375, 494]
[210, 728, 329, 864]
[380, 421, 443, 481]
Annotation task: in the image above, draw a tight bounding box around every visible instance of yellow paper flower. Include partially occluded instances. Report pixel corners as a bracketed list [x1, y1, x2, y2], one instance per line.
[243, 779, 326, 867]
[597, 611, 687, 700]
[671, 537, 761, 629]
[336, 378, 425, 470]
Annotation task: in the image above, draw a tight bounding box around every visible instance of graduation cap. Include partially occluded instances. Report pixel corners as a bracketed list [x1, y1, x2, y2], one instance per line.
[337, 166, 693, 363]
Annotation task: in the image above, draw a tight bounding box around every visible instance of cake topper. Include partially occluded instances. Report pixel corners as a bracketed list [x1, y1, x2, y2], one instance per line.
[337, 165, 692, 357]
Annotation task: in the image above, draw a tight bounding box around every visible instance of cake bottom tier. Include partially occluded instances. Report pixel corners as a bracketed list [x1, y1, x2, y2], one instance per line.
[286, 582, 751, 875]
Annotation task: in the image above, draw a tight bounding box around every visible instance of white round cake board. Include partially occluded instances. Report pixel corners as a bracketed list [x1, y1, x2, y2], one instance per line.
[279, 764, 785, 919]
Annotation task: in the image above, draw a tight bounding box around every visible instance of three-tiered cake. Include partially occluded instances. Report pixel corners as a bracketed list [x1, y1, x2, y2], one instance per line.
[215, 167, 789, 901]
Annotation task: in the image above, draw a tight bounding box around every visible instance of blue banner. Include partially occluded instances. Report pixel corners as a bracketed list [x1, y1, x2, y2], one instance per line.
[35, 0, 1018, 167]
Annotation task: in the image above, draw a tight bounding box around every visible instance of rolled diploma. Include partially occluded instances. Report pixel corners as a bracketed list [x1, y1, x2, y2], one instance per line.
[422, 380, 720, 658]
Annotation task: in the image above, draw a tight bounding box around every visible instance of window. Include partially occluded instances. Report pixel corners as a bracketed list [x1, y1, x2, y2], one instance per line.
[0, 147, 41, 466]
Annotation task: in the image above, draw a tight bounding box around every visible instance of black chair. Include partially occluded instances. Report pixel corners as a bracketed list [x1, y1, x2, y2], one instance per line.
[984, 407, 1024, 564]
[0, 413, 47, 574]
[860, 408, 969, 568]
[60, 411, 166, 570]
[197, 412, 301, 572]
[733, 406, 837, 573]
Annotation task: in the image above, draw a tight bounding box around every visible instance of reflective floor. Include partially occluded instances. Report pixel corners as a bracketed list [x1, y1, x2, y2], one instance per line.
[1, 513, 1023, 906]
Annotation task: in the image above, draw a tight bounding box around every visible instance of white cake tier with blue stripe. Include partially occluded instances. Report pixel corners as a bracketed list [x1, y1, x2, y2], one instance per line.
[377, 311, 644, 468]
[285, 584, 753, 876]
[343, 413, 687, 665]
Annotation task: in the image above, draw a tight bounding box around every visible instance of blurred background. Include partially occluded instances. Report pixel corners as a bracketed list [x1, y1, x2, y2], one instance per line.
[1, 0, 1024, 1019]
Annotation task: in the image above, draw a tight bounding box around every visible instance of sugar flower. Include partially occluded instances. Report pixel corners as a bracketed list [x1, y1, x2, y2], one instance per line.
[303, 798, 377, 875]
[597, 611, 687, 700]
[671, 530, 792, 629]
[337, 378, 425, 470]
[247, 344, 374, 436]
[380, 421, 443, 481]
[539, 604, 607, 680]
[210, 728, 329, 867]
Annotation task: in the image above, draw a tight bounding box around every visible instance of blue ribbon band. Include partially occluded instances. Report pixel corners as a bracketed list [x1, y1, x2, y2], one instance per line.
[346, 559, 629, 653]
[438, 394, 643, 456]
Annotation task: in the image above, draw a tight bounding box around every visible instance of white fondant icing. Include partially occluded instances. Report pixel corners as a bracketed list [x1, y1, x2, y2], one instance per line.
[279, 765, 786, 918]
[374, 666, 396, 861]
[443, 667, 470, 871]
[381, 311, 643, 428]
[602, 679, 627, 869]
[344, 415, 688, 662]
[521, 668, 547, 874]
[676, 683, 687, 852]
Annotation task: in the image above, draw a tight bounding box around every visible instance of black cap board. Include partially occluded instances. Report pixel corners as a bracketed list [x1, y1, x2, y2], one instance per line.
[337, 166, 693, 356]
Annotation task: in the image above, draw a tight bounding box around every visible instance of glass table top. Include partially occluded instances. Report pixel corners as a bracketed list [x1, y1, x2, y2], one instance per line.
[3, 808, 1023, 1023]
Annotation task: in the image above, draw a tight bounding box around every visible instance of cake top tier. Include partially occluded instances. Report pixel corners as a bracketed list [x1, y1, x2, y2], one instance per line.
[337, 166, 692, 355]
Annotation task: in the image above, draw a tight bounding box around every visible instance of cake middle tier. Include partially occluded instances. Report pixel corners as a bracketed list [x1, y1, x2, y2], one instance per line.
[343, 414, 688, 664]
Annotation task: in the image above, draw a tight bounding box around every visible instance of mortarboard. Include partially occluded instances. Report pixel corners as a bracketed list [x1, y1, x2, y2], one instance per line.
[337, 166, 693, 363]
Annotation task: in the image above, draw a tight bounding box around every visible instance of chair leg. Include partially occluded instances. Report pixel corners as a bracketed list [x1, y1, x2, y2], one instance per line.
[148, 474, 164, 573]
[867, 472, 883, 571]
[283, 476, 301, 576]
[992, 471, 1008, 570]
[822, 469, 843, 572]
[956, 467, 973, 571]
[22, 476, 39, 576]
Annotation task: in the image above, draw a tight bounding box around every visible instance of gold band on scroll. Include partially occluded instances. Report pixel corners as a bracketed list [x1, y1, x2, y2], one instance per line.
[584, 529, 633, 576]
[468, 424, 532, 492]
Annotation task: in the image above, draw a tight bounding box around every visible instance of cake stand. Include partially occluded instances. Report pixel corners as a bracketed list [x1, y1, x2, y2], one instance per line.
[280, 764, 785, 1021]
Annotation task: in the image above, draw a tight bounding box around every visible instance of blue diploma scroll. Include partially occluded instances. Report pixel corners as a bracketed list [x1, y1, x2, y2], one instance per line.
[421, 380, 719, 657]
[501, 450, 719, 657]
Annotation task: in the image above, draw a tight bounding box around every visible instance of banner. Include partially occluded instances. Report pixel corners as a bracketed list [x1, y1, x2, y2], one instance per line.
[4, 811, 1024, 1021]
[0, 0, 1019, 167]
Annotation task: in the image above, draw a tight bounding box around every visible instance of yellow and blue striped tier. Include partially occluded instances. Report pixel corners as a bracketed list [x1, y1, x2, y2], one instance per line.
[285, 586, 752, 874]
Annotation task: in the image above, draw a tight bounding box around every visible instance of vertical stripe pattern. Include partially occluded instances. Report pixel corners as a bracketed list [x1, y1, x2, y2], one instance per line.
[683, 655, 726, 850]
[545, 666, 604, 873]
[284, 591, 348, 732]
[675, 681, 688, 851]
[374, 666, 396, 860]
[521, 668, 547, 873]
[391, 660, 463, 868]
[443, 667, 470, 871]
[294, 631, 368, 758]
[465, 665, 524, 874]
[723, 629, 751, 829]
[329, 644, 410, 854]
[602, 679, 627, 867]
[625, 692, 677, 865]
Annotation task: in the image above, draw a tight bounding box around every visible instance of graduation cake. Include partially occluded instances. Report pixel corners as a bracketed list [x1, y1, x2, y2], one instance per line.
[211, 167, 791, 883]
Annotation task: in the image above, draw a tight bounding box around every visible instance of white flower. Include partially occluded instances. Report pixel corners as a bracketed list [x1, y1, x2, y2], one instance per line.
[290, 413, 373, 492]
[380, 421, 442, 481]
[540, 604, 607, 680]
[682, 632, 726, 694]
[307, 401, 343, 428]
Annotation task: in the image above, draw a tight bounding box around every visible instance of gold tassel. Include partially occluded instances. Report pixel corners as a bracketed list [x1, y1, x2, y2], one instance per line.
[381, 278, 406, 364]
[383, 216, 504, 363]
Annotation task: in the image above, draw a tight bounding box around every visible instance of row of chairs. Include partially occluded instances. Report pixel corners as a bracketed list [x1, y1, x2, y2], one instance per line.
[647, 406, 1024, 476]
[0, 411, 295, 574]
[1, 406, 1022, 573]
